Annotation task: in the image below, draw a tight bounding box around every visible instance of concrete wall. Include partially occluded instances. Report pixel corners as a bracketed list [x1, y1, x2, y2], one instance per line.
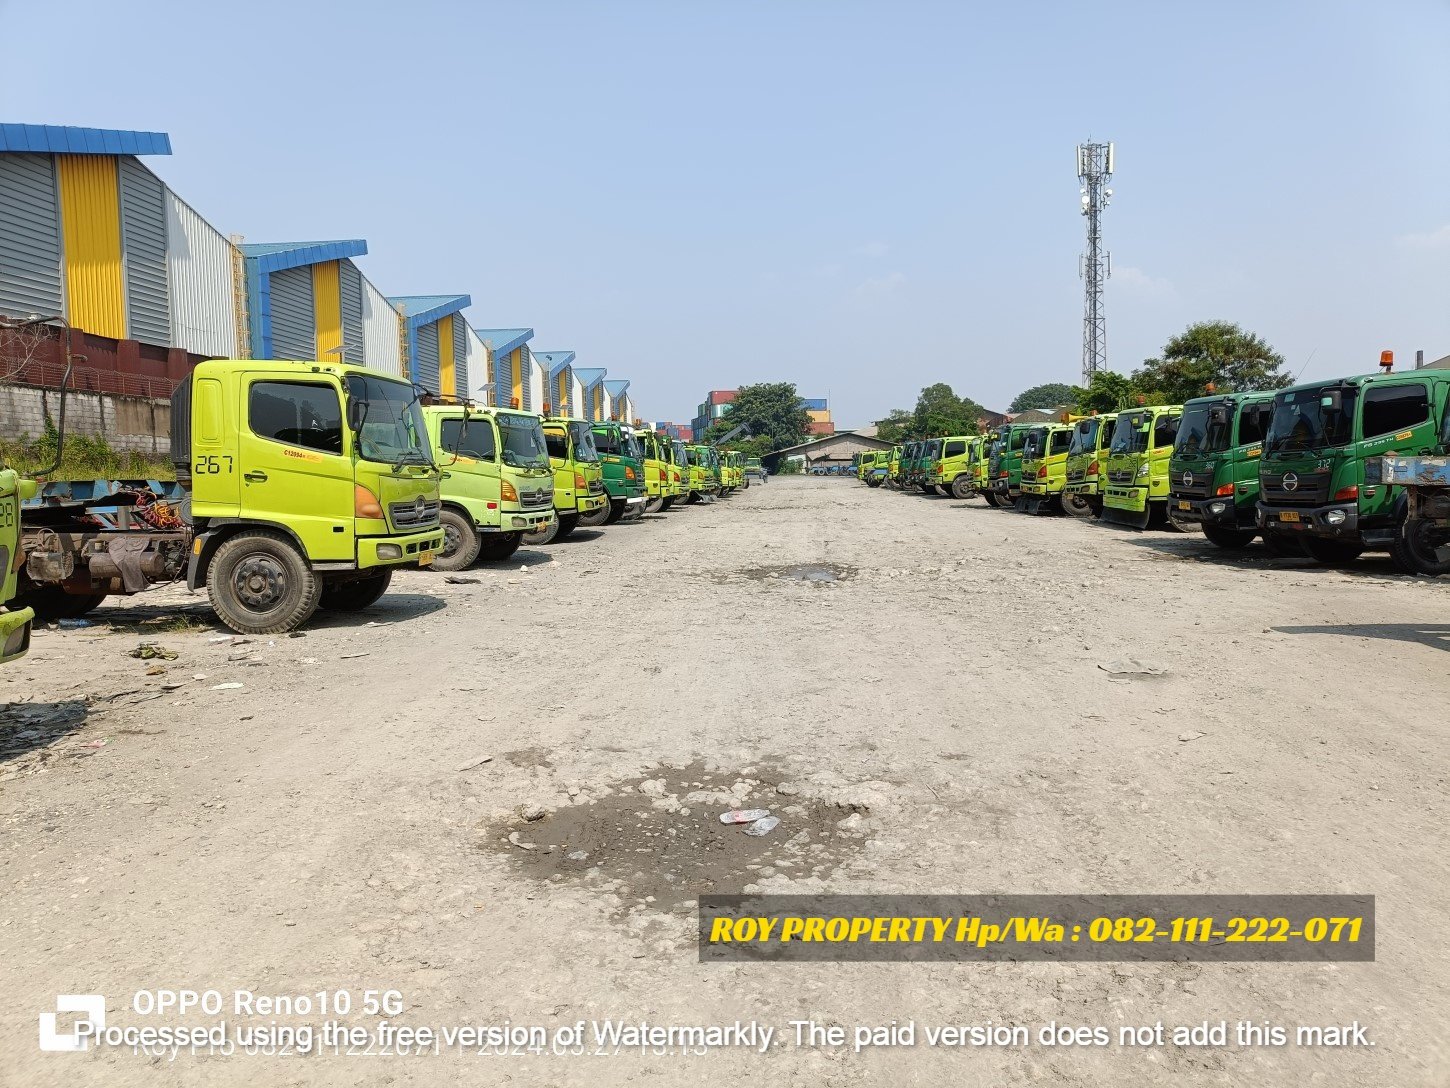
[0, 382, 170, 454]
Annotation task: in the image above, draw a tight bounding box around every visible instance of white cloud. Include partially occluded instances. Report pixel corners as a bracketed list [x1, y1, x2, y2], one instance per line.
[854, 271, 905, 297]
[1113, 265, 1176, 301]
[857, 241, 889, 258]
[1397, 224, 1450, 250]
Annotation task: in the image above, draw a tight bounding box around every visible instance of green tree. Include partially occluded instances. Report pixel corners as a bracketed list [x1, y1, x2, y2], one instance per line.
[705, 383, 811, 451]
[1074, 370, 1140, 414]
[1134, 321, 1291, 404]
[912, 383, 991, 436]
[1009, 382, 1079, 413]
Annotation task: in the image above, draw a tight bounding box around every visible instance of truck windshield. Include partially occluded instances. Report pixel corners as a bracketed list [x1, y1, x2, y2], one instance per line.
[1264, 386, 1358, 453]
[569, 422, 601, 462]
[498, 414, 550, 469]
[345, 375, 430, 467]
[624, 433, 644, 460]
[1068, 419, 1099, 455]
[1110, 411, 1150, 455]
[1022, 429, 1046, 459]
[593, 427, 620, 454]
[1175, 403, 1232, 455]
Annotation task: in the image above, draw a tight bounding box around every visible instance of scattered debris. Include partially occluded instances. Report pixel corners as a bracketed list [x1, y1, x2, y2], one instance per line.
[456, 755, 494, 772]
[507, 831, 536, 851]
[1178, 731, 1208, 743]
[719, 808, 771, 824]
[1098, 658, 1167, 678]
[744, 816, 781, 837]
[518, 803, 547, 822]
[339, 652, 370, 660]
[128, 643, 178, 661]
[57, 618, 93, 628]
[210, 682, 243, 691]
[445, 576, 481, 584]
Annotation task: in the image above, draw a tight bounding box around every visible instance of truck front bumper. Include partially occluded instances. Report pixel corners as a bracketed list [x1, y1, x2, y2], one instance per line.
[1020, 481, 1048, 496]
[577, 494, 608, 514]
[0, 606, 34, 664]
[1063, 478, 1099, 496]
[491, 507, 555, 533]
[1104, 484, 1148, 513]
[359, 527, 444, 570]
[1256, 501, 1359, 539]
[1173, 495, 1249, 528]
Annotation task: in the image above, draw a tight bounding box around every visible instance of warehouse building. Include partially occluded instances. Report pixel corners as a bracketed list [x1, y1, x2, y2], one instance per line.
[534, 351, 575, 414]
[604, 378, 633, 422]
[386, 294, 473, 398]
[574, 367, 607, 421]
[478, 328, 535, 410]
[0, 124, 245, 394]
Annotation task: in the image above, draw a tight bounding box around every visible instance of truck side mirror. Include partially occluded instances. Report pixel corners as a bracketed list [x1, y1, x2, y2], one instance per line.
[1208, 406, 1229, 425]
[347, 398, 368, 433]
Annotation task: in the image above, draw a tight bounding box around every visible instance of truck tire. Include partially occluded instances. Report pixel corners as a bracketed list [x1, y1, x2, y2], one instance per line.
[318, 570, 392, 611]
[477, 531, 523, 562]
[579, 501, 611, 528]
[605, 499, 626, 524]
[16, 583, 107, 621]
[523, 517, 560, 546]
[660, 496, 675, 511]
[1301, 536, 1364, 568]
[207, 530, 321, 635]
[554, 514, 579, 540]
[433, 508, 481, 572]
[645, 496, 665, 514]
[949, 475, 974, 500]
[1390, 518, 1450, 576]
[1062, 492, 1094, 518]
[1262, 531, 1306, 558]
[1201, 524, 1256, 549]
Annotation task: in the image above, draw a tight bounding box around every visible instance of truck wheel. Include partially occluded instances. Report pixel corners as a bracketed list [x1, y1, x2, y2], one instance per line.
[660, 496, 675, 511]
[1391, 518, 1450, 576]
[16, 583, 108, 621]
[604, 500, 626, 524]
[1302, 537, 1364, 568]
[645, 496, 665, 514]
[477, 532, 523, 562]
[1062, 492, 1093, 518]
[554, 514, 579, 540]
[579, 501, 611, 528]
[523, 518, 560, 545]
[433, 508, 481, 571]
[318, 570, 392, 611]
[949, 476, 973, 499]
[207, 530, 321, 635]
[1201, 524, 1256, 549]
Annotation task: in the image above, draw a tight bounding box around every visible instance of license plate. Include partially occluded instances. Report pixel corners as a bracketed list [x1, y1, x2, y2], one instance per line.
[1177, 501, 1191, 510]
[418, 550, 434, 566]
[1278, 511, 1300, 523]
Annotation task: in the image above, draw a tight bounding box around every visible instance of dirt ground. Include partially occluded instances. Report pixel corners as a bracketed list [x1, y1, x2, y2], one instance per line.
[2, 476, 1446, 1087]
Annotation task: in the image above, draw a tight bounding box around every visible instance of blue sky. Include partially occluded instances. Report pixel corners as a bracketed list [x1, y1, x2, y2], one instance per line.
[4, 0, 1447, 426]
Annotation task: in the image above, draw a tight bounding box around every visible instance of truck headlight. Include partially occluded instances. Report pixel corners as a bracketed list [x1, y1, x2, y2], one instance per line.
[377, 544, 403, 560]
[1325, 509, 1346, 525]
[1208, 501, 1227, 515]
[1136, 464, 1149, 479]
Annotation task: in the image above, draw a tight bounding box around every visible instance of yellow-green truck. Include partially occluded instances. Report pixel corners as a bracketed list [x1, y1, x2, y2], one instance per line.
[18, 359, 444, 634]
[425, 403, 555, 570]
[526, 415, 608, 544]
[1018, 423, 1074, 514]
[1063, 413, 1117, 518]
[1102, 405, 1183, 529]
[1, 469, 35, 663]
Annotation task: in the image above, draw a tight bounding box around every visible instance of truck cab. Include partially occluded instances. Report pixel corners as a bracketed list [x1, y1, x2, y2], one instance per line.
[637, 429, 673, 513]
[1169, 392, 1276, 549]
[1102, 405, 1182, 529]
[536, 415, 607, 540]
[1256, 369, 1450, 568]
[591, 420, 647, 524]
[987, 423, 1036, 507]
[686, 444, 721, 501]
[424, 403, 555, 570]
[1063, 413, 1117, 517]
[0, 469, 35, 663]
[915, 439, 943, 493]
[1019, 423, 1074, 514]
[669, 439, 691, 499]
[927, 436, 977, 499]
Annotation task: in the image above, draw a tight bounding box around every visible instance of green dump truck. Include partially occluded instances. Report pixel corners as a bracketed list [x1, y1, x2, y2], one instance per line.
[1167, 391, 1280, 550]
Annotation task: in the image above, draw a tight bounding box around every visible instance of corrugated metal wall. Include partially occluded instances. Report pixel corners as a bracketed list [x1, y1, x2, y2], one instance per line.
[339, 259, 364, 363]
[572, 376, 585, 417]
[361, 278, 402, 377]
[311, 260, 342, 358]
[415, 321, 441, 391]
[268, 266, 314, 360]
[0, 153, 64, 319]
[530, 357, 544, 414]
[464, 327, 487, 400]
[56, 154, 125, 338]
[453, 316, 468, 394]
[117, 158, 170, 345]
[164, 189, 240, 357]
[518, 345, 532, 411]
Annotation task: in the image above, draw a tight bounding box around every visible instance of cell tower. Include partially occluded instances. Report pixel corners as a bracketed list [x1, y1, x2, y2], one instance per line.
[1076, 140, 1114, 386]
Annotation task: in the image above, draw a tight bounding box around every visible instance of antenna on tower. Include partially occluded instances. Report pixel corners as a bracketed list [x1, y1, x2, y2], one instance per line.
[1076, 140, 1114, 387]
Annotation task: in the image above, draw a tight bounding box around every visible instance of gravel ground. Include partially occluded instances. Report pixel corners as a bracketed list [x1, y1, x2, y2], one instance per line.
[1, 476, 1445, 1087]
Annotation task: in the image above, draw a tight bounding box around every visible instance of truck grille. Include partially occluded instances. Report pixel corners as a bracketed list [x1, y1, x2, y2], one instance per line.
[1107, 469, 1135, 484]
[1172, 468, 1214, 499]
[588, 479, 604, 494]
[1260, 469, 1331, 506]
[1066, 468, 1086, 484]
[519, 487, 551, 508]
[390, 497, 441, 529]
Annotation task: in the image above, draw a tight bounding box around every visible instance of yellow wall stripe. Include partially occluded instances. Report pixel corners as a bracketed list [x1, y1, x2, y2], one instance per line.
[438, 314, 456, 397]
[510, 348, 523, 406]
[311, 260, 342, 360]
[56, 155, 125, 339]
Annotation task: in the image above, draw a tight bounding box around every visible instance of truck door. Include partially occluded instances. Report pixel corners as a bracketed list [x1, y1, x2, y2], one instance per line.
[1358, 379, 1433, 522]
[436, 412, 500, 512]
[189, 373, 240, 514]
[237, 374, 353, 561]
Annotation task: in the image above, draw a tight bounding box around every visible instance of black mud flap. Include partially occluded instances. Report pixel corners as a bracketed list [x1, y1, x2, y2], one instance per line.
[1100, 504, 1152, 530]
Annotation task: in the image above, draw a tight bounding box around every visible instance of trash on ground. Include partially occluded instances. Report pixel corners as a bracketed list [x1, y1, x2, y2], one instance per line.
[128, 642, 178, 660]
[719, 808, 771, 824]
[210, 682, 243, 691]
[445, 576, 481, 584]
[57, 618, 92, 628]
[340, 652, 369, 660]
[507, 831, 536, 851]
[1098, 658, 1167, 677]
[456, 755, 493, 772]
[743, 816, 781, 837]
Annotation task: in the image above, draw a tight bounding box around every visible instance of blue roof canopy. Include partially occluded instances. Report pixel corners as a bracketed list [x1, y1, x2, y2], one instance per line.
[603, 379, 630, 397]
[534, 350, 576, 376]
[574, 367, 606, 388]
[474, 328, 533, 357]
[0, 123, 172, 156]
[241, 240, 367, 274]
[388, 294, 471, 329]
